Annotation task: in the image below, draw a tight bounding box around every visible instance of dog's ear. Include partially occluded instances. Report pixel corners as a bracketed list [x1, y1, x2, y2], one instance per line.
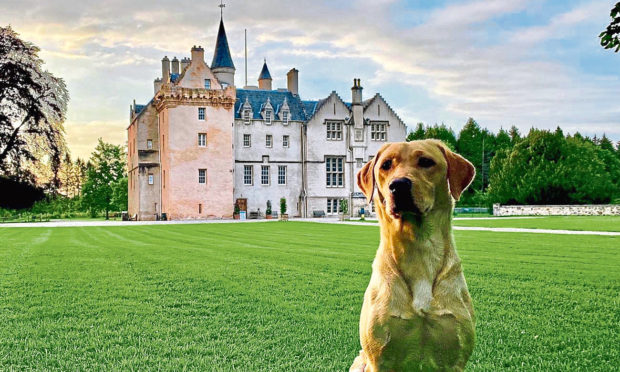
[357, 144, 388, 203]
[357, 157, 377, 203]
[437, 143, 476, 201]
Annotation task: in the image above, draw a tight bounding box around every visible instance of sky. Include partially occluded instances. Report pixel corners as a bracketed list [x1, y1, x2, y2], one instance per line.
[1, 0, 619, 159]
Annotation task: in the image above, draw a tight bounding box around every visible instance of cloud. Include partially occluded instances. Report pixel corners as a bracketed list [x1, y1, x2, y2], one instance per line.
[1, 0, 619, 159]
[64, 120, 127, 160]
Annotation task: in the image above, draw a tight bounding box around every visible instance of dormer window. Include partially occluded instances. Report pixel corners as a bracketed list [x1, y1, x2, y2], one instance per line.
[279, 97, 291, 125]
[243, 109, 251, 124]
[265, 109, 272, 124]
[204, 79, 211, 89]
[282, 111, 289, 124]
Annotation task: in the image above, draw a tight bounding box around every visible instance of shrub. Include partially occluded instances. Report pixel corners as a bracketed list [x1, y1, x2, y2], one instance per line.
[280, 198, 287, 215]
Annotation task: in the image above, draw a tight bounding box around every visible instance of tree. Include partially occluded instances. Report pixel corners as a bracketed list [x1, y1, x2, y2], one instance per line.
[0, 26, 69, 180]
[82, 139, 126, 219]
[406, 123, 425, 142]
[496, 128, 511, 150]
[508, 126, 521, 146]
[488, 129, 619, 205]
[599, 2, 620, 52]
[425, 123, 457, 149]
[111, 177, 128, 212]
[456, 118, 484, 198]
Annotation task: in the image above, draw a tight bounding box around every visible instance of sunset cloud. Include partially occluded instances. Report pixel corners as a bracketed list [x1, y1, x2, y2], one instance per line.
[1, 0, 618, 159]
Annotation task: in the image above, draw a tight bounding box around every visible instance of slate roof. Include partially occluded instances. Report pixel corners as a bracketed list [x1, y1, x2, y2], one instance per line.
[134, 104, 146, 115]
[258, 61, 272, 80]
[211, 19, 235, 69]
[235, 89, 307, 121]
[302, 100, 319, 117]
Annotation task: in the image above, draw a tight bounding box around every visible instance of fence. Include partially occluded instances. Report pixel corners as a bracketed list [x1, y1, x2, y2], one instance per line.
[493, 204, 620, 216]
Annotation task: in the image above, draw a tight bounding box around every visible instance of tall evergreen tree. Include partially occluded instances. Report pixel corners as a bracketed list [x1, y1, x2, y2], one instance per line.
[406, 123, 425, 142]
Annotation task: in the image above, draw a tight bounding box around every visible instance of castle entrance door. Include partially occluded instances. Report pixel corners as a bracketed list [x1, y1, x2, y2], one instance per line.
[236, 198, 247, 212]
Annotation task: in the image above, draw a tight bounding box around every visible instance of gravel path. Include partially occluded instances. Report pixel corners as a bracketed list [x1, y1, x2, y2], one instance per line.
[0, 217, 617, 236]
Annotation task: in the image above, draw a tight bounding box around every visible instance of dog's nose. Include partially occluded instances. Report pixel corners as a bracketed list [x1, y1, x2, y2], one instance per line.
[389, 178, 412, 194]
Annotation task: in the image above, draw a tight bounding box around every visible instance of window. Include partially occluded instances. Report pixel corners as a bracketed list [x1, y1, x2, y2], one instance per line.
[356, 158, 363, 168]
[243, 109, 251, 124]
[266, 134, 272, 147]
[148, 173, 154, 185]
[147, 139, 153, 149]
[198, 169, 206, 184]
[282, 135, 289, 148]
[243, 165, 253, 185]
[243, 134, 251, 147]
[221, 82, 229, 88]
[327, 198, 342, 214]
[278, 166, 286, 185]
[199, 204, 202, 214]
[371, 122, 387, 141]
[326, 121, 342, 140]
[204, 79, 211, 89]
[326, 157, 344, 187]
[198, 133, 207, 147]
[265, 109, 272, 124]
[163, 170, 166, 188]
[198, 107, 206, 120]
[282, 111, 289, 124]
[261, 165, 270, 185]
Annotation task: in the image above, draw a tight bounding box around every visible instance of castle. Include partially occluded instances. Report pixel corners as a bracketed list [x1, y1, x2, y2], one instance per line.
[127, 14, 407, 220]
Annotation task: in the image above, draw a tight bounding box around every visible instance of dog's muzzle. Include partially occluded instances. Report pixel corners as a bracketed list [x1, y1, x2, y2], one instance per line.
[389, 178, 419, 217]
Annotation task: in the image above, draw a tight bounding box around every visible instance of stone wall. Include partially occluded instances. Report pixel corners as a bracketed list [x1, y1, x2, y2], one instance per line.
[493, 204, 620, 216]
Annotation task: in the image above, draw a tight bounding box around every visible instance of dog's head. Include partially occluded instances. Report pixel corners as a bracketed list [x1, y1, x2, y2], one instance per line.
[357, 140, 475, 220]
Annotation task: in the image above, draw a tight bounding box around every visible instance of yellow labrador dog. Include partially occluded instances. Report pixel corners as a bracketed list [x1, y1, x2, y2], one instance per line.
[350, 140, 476, 372]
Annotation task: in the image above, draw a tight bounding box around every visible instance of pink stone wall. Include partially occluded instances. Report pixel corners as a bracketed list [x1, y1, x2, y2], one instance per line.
[159, 88, 235, 219]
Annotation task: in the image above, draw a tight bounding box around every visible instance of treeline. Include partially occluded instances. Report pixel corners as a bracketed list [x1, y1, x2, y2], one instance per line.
[0, 139, 128, 220]
[407, 119, 620, 206]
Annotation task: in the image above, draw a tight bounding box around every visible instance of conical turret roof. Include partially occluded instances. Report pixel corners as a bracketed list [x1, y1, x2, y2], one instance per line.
[211, 19, 235, 69]
[259, 60, 272, 80]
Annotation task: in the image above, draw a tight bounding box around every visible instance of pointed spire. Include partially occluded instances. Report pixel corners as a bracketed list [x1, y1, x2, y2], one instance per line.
[211, 18, 235, 70]
[259, 60, 272, 80]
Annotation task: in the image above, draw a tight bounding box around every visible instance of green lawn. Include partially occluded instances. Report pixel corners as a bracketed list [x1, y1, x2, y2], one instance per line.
[453, 215, 620, 232]
[0, 222, 618, 370]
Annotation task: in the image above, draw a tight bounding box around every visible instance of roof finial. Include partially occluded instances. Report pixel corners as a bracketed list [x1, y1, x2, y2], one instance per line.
[219, 0, 225, 19]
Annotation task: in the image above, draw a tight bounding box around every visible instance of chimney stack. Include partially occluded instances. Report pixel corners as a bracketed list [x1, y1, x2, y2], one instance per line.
[287, 68, 299, 96]
[191, 45, 205, 63]
[351, 78, 363, 129]
[171, 57, 179, 75]
[161, 56, 170, 83]
[154, 78, 162, 94]
[181, 57, 190, 71]
[351, 78, 363, 104]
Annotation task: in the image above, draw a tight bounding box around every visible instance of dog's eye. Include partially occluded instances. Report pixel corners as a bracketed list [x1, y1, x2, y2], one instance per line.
[381, 159, 392, 171]
[418, 157, 435, 168]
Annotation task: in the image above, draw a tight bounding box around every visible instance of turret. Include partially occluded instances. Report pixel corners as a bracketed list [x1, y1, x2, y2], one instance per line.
[211, 18, 235, 87]
[258, 60, 272, 90]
